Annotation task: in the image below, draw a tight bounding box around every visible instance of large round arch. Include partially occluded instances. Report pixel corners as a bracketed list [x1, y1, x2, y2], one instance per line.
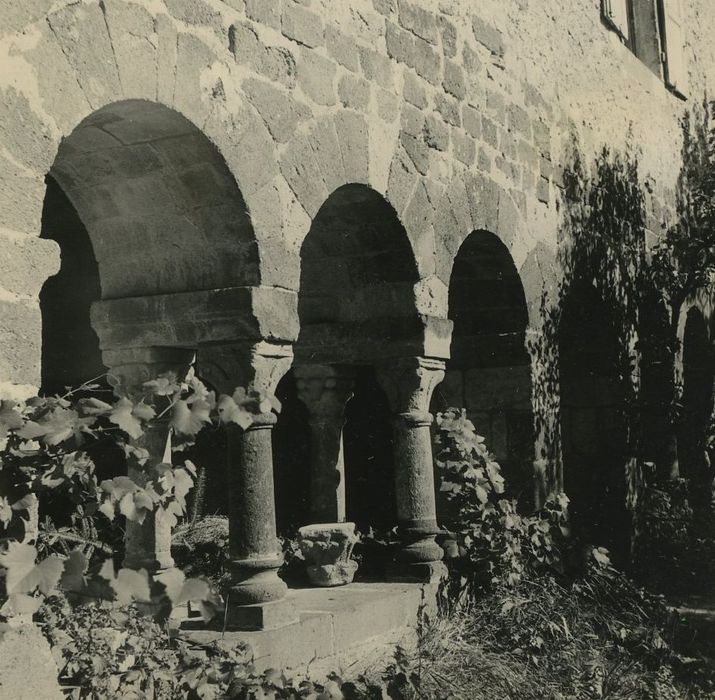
[559, 280, 629, 562]
[432, 230, 534, 504]
[40, 99, 260, 392]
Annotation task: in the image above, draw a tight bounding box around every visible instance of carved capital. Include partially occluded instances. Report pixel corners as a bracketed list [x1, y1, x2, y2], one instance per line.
[294, 364, 355, 419]
[102, 347, 194, 395]
[197, 342, 293, 396]
[377, 357, 446, 415]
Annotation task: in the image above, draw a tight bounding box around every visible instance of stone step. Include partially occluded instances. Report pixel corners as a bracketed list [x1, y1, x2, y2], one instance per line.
[178, 581, 435, 678]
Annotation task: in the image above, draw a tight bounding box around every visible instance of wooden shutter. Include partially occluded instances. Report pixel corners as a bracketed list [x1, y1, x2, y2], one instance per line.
[661, 0, 687, 96]
[603, 0, 631, 43]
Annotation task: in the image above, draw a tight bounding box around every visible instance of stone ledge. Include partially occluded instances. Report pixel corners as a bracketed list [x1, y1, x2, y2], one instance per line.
[179, 582, 434, 677]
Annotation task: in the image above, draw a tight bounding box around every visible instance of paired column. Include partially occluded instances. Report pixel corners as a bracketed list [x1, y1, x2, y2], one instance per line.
[103, 347, 194, 574]
[197, 342, 297, 630]
[294, 364, 355, 524]
[378, 357, 447, 583]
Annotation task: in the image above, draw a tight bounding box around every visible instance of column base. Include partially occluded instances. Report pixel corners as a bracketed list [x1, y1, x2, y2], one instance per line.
[386, 560, 448, 584]
[225, 599, 299, 631]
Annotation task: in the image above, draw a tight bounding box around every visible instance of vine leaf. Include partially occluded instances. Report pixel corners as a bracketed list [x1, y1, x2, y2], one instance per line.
[0, 542, 63, 595]
[98, 559, 151, 605]
[109, 398, 155, 439]
[171, 399, 212, 436]
[0, 400, 23, 438]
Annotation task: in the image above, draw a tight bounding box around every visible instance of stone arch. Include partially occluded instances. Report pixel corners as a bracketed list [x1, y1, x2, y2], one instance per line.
[559, 279, 630, 562]
[431, 230, 535, 504]
[40, 98, 276, 391]
[678, 306, 714, 505]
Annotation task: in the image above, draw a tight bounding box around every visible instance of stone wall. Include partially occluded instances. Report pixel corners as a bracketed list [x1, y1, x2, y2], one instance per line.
[1, 0, 714, 423]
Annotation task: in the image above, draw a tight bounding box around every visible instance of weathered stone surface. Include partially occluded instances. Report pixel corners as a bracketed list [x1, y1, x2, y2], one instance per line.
[423, 113, 449, 151]
[244, 78, 311, 142]
[165, 0, 223, 32]
[462, 104, 481, 139]
[47, 3, 122, 109]
[102, 0, 158, 99]
[282, 3, 324, 48]
[0, 0, 55, 37]
[358, 46, 394, 90]
[400, 131, 429, 176]
[403, 70, 428, 109]
[298, 523, 359, 587]
[411, 35, 442, 85]
[0, 232, 59, 297]
[472, 14, 504, 56]
[435, 92, 460, 127]
[155, 13, 179, 104]
[508, 103, 531, 137]
[0, 87, 56, 174]
[230, 22, 297, 88]
[338, 73, 371, 110]
[0, 153, 45, 234]
[0, 301, 41, 385]
[385, 20, 413, 65]
[397, 0, 439, 44]
[171, 32, 215, 122]
[438, 15, 457, 58]
[334, 110, 370, 184]
[246, 0, 281, 30]
[387, 146, 418, 214]
[0, 623, 62, 699]
[376, 88, 400, 122]
[325, 25, 360, 72]
[297, 50, 337, 106]
[373, 0, 397, 15]
[452, 129, 475, 166]
[401, 103, 425, 136]
[280, 133, 329, 217]
[442, 59, 466, 99]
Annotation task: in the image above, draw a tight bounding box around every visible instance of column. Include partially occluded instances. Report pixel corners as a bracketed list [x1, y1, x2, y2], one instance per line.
[103, 347, 194, 574]
[198, 341, 297, 630]
[294, 364, 355, 524]
[377, 356, 447, 583]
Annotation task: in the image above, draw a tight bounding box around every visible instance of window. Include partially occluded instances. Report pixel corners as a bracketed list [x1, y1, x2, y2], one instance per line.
[601, 0, 687, 98]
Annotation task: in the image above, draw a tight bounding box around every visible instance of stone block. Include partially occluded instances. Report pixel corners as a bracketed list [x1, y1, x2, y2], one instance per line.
[462, 43, 482, 79]
[25, 23, 90, 135]
[101, 0, 157, 100]
[411, 35, 441, 85]
[481, 115, 498, 149]
[387, 146, 417, 215]
[442, 59, 466, 99]
[472, 14, 504, 56]
[171, 32, 215, 122]
[244, 78, 311, 142]
[246, 0, 282, 30]
[423, 114, 449, 151]
[486, 88, 505, 124]
[452, 129, 475, 166]
[403, 180, 436, 269]
[308, 119, 346, 194]
[401, 103, 425, 137]
[376, 88, 400, 122]
[0, 232, 59, 298]
[225, 599, 299, 631]
[397, 0, 439, 44]
[164, 0, 223, 33]
[338, 73, 371, 110]
[1, 0, 55, 37]
[325, 25, 360, 72]
[0, 87, 56, 175]
[282, 3, 324, 48]
[298, 50, 337, 106]
[478, 147, 492, 172]
[0, 623, 62, 699]
[47, 3, 122, 109]
[386, 561, 447, 585]
[0, 301, 41, 385]
[435, 92, 461, 127]
[333, 110, 369, 184]
[462, 104, 481, 139]
[385, 20, 414, 65]
[537, 175, 550, 204]
[373, 0, 397, 15]
[280, 134, 329, 217]
[400, 131, 429, 176]
[155, 14, 179, 105]
[359, 46, 394, 90]
[438, 16, 457, 58]
[508, 103, 531, 137]
[533, 119, 551, 157]
[0, 153, 44, 234]
[402, 70, 428, 109]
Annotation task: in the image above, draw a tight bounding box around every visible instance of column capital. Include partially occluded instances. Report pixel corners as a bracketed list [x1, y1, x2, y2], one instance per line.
[377, 356, 446, 415]
[102, 347, 194, 395]
[294, 364, 355, 418]
[197, 341, 293, 396]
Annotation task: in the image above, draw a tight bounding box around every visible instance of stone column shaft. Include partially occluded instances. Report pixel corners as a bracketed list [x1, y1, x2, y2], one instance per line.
[378, 357, 446, 582]
[198, 342, 296, 629]
[103, 347, 193, 574]
[295, 365, 355, 524]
